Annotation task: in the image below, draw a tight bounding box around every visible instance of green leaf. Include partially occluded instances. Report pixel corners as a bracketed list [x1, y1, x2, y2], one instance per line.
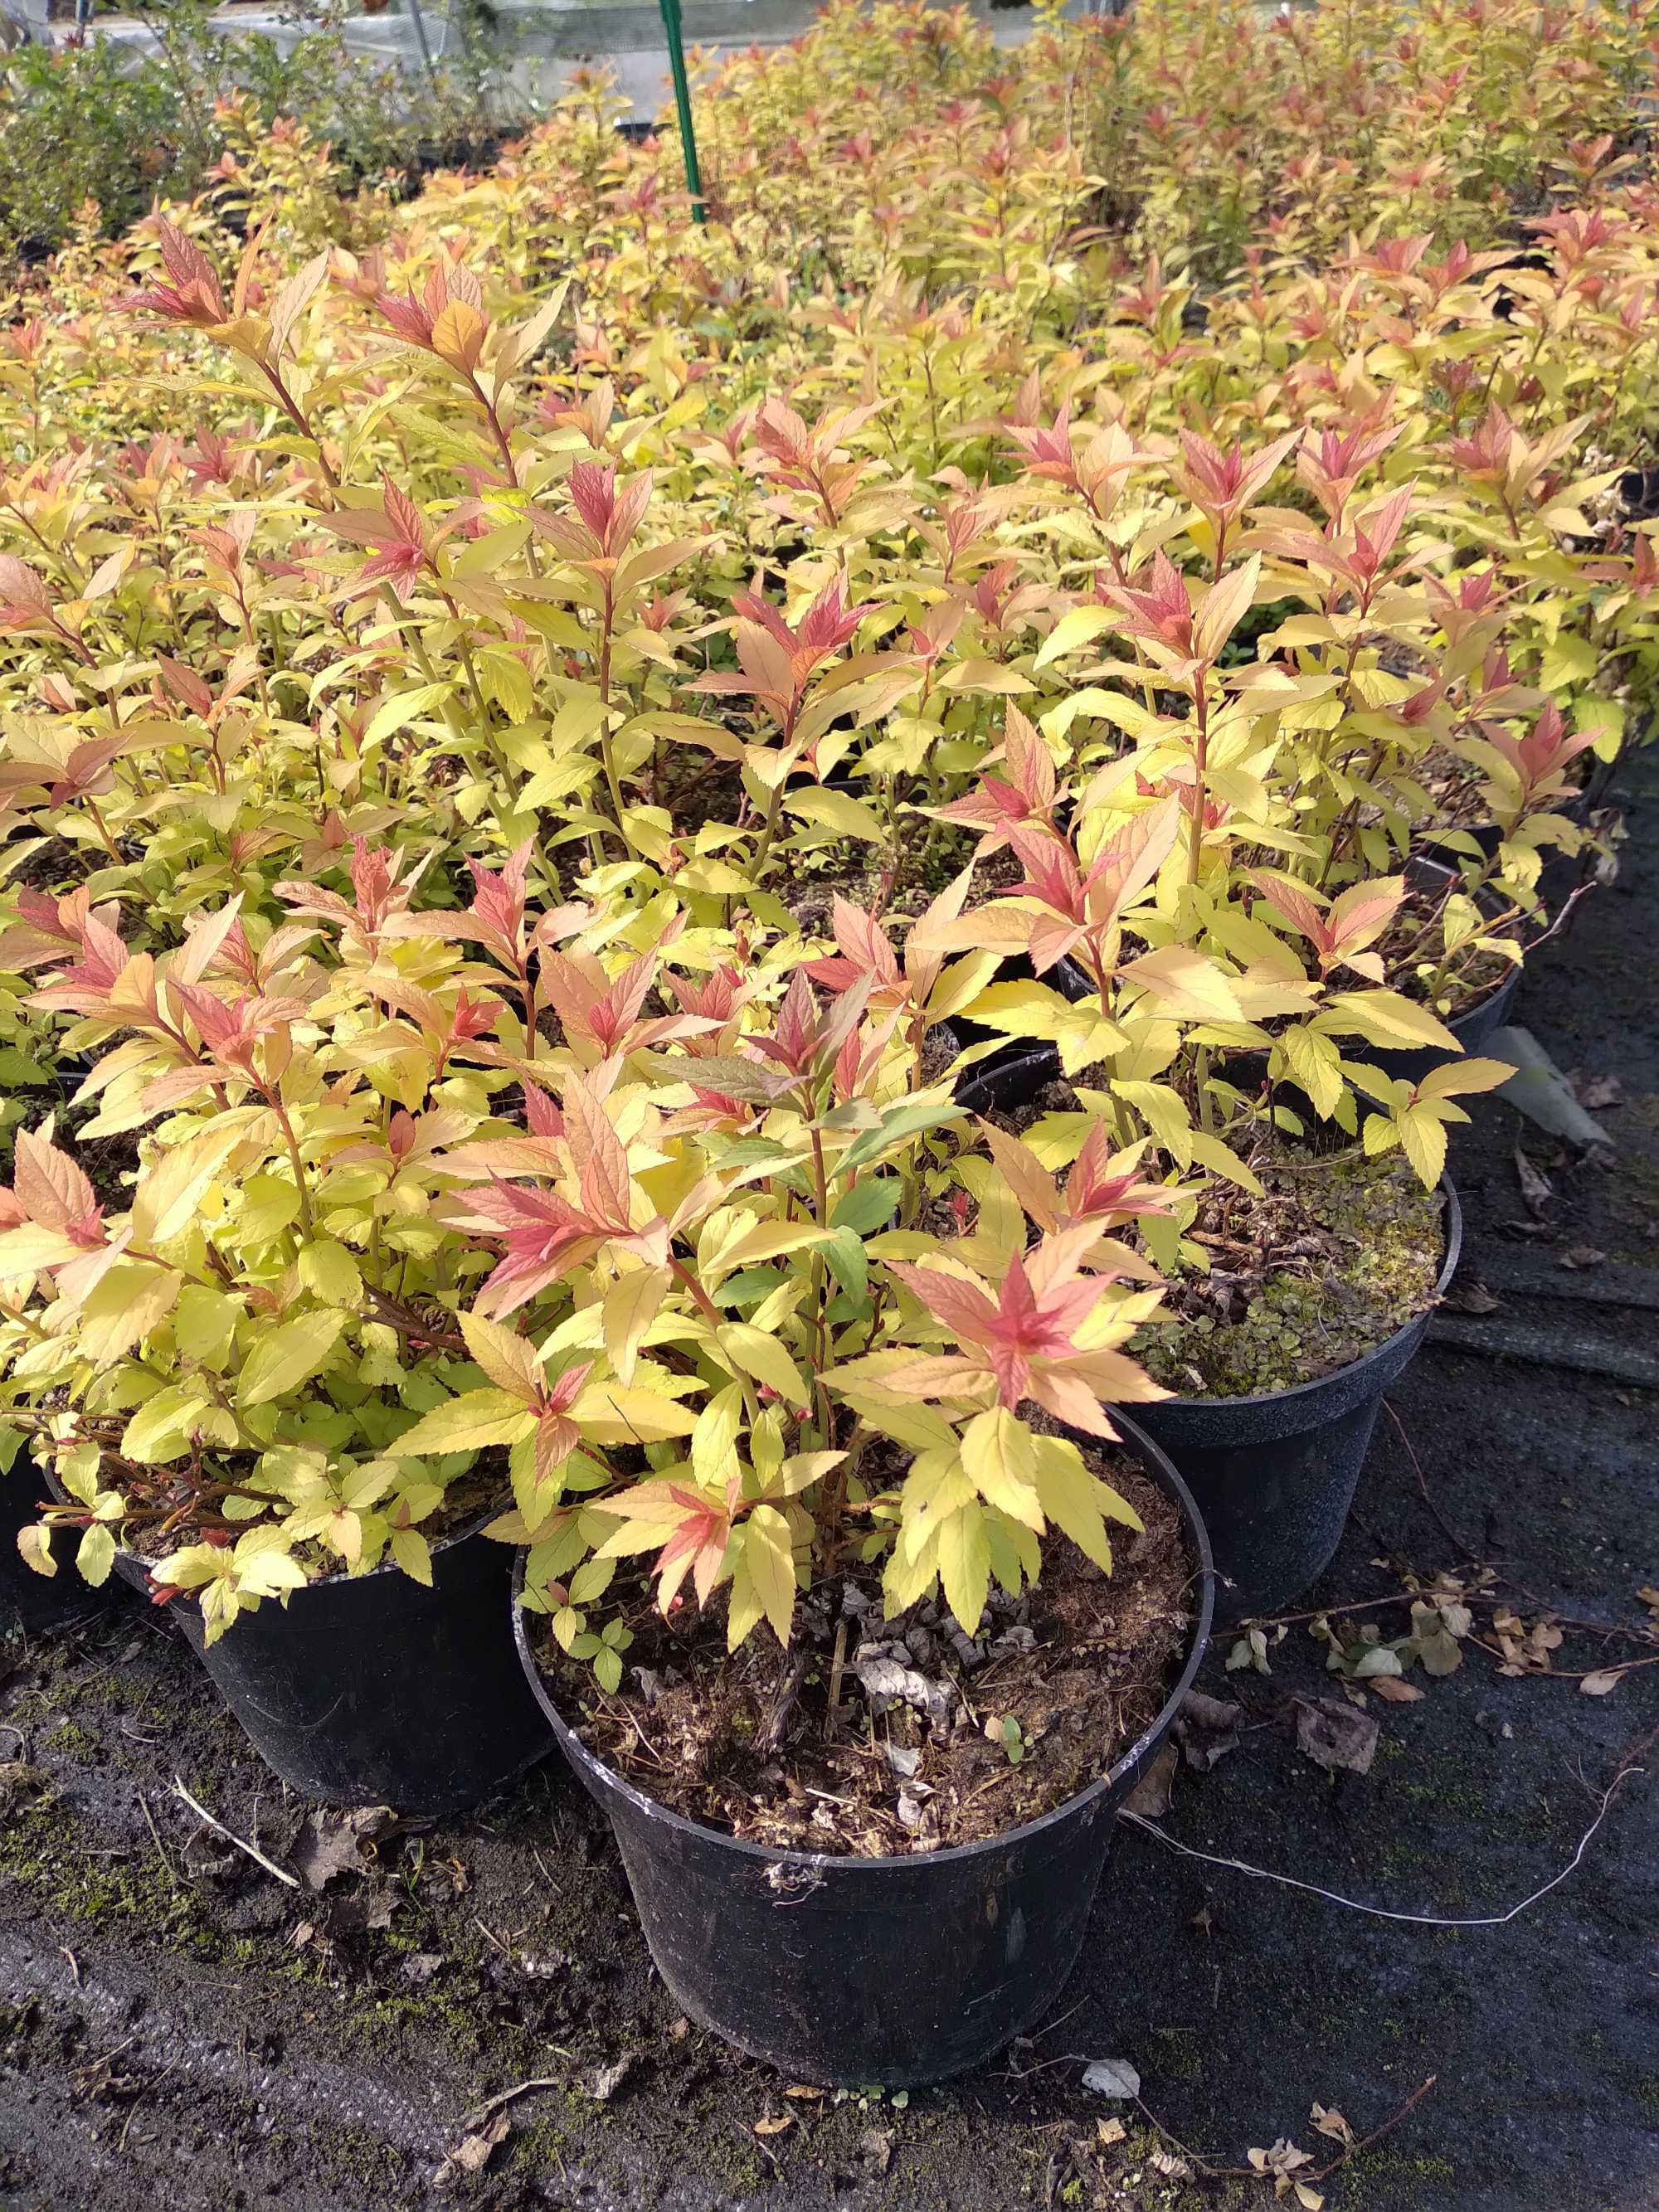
[391, 1387, 538, 1456]
[237, 1310, 349, 1407]
[830, 1176, 900, 1236]
[839, 1098, 966, 1174]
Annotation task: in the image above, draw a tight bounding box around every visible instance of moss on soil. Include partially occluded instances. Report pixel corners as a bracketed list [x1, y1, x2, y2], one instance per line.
[1136, 1146, 1445, 1397]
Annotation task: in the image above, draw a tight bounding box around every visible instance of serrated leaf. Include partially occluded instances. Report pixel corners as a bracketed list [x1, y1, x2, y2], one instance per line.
[392, 1387, 537, 1456]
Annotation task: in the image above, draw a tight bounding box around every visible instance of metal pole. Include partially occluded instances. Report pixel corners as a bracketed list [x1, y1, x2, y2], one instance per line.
[657, 0, 706, 225]
[404, 0, 445, 97]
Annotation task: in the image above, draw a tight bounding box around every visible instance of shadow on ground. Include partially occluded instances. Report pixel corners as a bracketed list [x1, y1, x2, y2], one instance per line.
[1, 767, 1657, 2212]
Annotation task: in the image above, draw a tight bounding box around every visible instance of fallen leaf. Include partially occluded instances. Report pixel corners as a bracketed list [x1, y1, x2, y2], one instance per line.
[785, 2083, 825, 2099]
[292, 1806, 397, 1892]
[1579, 1073, 1623, 1110]
[1579, 1669, 1626, 1696]
[1294, 2186, 1326, 2211]
[1310, 2102, 1355, 2147]
[434, 2108, 510, 2190]
[1514, 1145, 1554, 1216]
[1226, 1626, 1272, 1675]
[584, 2053, 637, 2103]
[1123, 1741, 1176, 1818]
[324, 1878, 397, 1934]
[1443, 1277, 1500, 1315]
[753, 2113, 794, 2137]
[1559, 1243, 1606, 1271]
[1294, 1696, 1379, 1776]
[1175, 1688, 1241, 1770]
[401, 1951, 445, 1985]
[1082, 2058, 1141, 2100]
[1369, 1676, 1426, 1704]
[1097, 2117, 1127, 2146]
[180, 1824, 237, 1884]
[858, 2127, 893, 2175]
[1150, 2147, 1192, 2180]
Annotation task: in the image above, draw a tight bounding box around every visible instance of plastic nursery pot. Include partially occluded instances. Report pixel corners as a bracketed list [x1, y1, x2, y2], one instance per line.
[0, 1480, 118, 1633]
[114, 1514, 549, 1814]
[1359, 856, 1525, 1092]
[512, 1411, 1214, 2090]
[1125, 1179, 1462, 1626]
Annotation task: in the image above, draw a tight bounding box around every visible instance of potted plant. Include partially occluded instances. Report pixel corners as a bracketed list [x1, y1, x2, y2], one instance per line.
[922, 566, 1509, 1616]
[391, 963, 1219, 2084]
[0, 854, 597, 1811]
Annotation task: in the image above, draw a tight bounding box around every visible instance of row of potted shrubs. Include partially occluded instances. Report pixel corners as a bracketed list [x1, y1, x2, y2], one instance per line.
[0, 0, 1647, 2089]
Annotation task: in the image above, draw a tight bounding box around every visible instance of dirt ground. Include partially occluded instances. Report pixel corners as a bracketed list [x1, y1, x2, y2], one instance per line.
[0, 770, 1656, 2212]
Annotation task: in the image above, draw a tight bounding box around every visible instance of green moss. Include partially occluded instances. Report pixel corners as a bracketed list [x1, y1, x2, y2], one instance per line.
[0, 1799, 223, 1956]
[511, 2115, 570, 2176]
[1138, 1148, 1445, 1396]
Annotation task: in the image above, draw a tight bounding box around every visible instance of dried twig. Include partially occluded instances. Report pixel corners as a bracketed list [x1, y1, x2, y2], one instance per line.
[1383, 1397, 1477, 1559]
[1130, 2074, 1438, 2184]
[170, 1777, 299, 1889]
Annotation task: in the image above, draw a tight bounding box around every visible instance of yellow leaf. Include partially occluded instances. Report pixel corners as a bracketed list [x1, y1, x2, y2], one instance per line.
[460, 1309, 541, 1398]
[744, 1505, 796, 1646]
[960, 1408, 1045, 1530]
[603, 1266, 669, 1386]
[937, 1504, 990, 1632]
[718, 1322, 810, 1410]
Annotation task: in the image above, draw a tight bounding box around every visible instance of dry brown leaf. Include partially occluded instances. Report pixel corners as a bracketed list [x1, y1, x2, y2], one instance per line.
[1579, 1668, 1626, 1696]
[435, 2108, 510, 2190]
[1370, 1677, 1427, 1704]
[1579, 1072, 1623, 1110]
[785, 2084, 825, 2099]
[1124, 1740, 1177, 1818]
[584, 2053, 637, 2103]
[753, 2114, 794, 2137]
[1097, 2117, 1127, 2146]
[1294, 1696, 1379, 1775]
[291, 1806, 397, 1892]
[1514, 1145, 1554, 1215]
[1310, 2102, 1355, 2146]
[1559, 1243, 1607, 1271]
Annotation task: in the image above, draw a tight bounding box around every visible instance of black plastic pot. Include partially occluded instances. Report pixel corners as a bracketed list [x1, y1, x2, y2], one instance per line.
[0, 1480, 117, 1632]
[512, 1412, 1214, 2088]
[1125, 1180, 1462, 1624]
[113, 1516, 549, 1813]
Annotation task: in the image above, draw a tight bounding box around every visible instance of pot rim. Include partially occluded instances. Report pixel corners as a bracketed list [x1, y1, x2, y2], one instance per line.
[511, 1405, 1214, 1877]
[1136, 1174, 1462, 1419]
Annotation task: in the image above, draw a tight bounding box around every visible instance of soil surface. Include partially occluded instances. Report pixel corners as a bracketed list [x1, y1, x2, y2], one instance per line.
[1133, 1144, 1447, 1397]
[0, 761, 1657, 2208]
[536, 1449, 1192, 1855]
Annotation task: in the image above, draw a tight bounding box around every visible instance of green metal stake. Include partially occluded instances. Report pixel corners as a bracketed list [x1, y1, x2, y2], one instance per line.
[657, 0, 707, 224]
